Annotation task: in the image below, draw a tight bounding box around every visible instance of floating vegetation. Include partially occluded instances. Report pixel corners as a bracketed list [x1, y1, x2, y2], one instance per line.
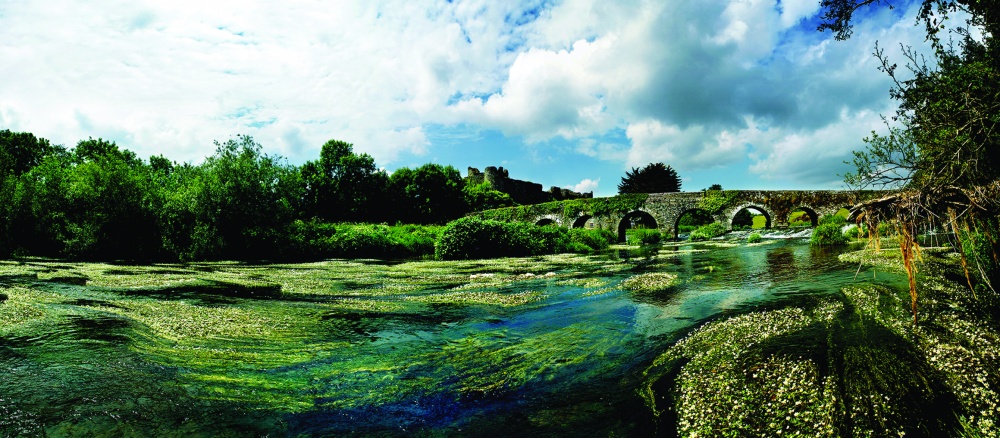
[0, 287, 54, 331]
[407, 290, 546, 307]
[838, 248, 907, 273]
[621, 272, 679, 291]
[843, 274, 1000, 436]
[1, 240, 997, 436]
[556, 278, 609, 289]
[642, 305, 847, 437]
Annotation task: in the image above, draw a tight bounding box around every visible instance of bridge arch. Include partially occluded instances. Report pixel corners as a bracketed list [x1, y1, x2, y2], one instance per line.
[724, 203, 774, 230]
[534, 214, 562, 227]
[673, 207, 716, 239]
[617, 210, 659, 243]
[788, 205, 820, 227]
[572, 214, 595, 229]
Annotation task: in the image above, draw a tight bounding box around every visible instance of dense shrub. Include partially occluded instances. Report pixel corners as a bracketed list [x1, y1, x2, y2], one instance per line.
[435, 217, 569, 260]
[747, 232, 762, 243]
[626, 227, 662, 245]
[818, 214, 847, 226]
[732, 209, 755, 230]
[810, 223, 848, 246]
[568, 228, 616, 252]
[842, 224, 861, 240]
[877, 221, 896, 237]
[286, 220, 443, 260]
[435, 217, 618, 260]
[690, 222, 727, 241]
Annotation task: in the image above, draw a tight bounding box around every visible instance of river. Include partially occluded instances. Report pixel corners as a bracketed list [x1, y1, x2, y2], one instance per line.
[3, 237, 991, 436]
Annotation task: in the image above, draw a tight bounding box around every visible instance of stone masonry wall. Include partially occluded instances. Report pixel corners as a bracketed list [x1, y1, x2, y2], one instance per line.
[466, 166, 593, 206]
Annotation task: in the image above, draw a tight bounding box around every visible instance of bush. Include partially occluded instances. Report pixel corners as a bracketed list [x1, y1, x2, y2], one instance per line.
[568, 228, 616, 252]
[810, 223, 848, 246]
[284, 220, 443, 260]
[435, 216, 571, 260]
[690, 222, 727, 241]
[747, 232, 762, 243]
[958, 218, 1000, 294]
[876, 221, 896, 237]
[818, 214, 847, 226]
[626, 227, 662, 245]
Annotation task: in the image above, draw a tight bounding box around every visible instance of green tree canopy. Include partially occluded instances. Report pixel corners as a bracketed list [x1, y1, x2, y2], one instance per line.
[826, 0, 1000, 307]
[301, 139, 388, 223]
[463, 181, 516, 212]
[0, 129, 57, 177]
[1, 130, 60, 256]
[389, 164, 465, 224]
[163, 135, 302, 261]
[832, 0, 999, 194]
[618, 162, 682, 194]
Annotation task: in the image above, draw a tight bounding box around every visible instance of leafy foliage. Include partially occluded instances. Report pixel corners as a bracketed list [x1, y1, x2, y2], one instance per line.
[697, 190, 738, 214]
[590, 193, 648, 216]
[301, 140, 388, 223]
[689, 222, 727, 241]
[747, 232, 762, 243]
[618, 163, 681, 194]
[435, 217, 570, 260]
[626, 227, 662, 245]
[160, 136, 302, 261]
[464, 181, 516, 211]
[286, 221, 442, 260]
[567, 228, 616, 253]
[732, 209, 755, 230]
[678, 209, 714, 232]
[828, 0, 1000, 310]
[810, 223, 849, 246]
[389, 164, 466, 224]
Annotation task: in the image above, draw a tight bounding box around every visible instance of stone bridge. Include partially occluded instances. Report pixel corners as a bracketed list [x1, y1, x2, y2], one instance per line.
[478, 190, 888, 241]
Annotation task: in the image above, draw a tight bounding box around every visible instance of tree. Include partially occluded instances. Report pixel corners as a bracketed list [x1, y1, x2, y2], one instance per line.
[618, 162, 682, 194]
[388, 164, 465, 224]
[464, 181, 516, 212]
[9, 150, 73, 256]
[165, 135, 302, 260]
[707, 184, 723, 191]
[825, 0, 1000, 315]
[1, 130, 59, 256]
[301, 139, 389, 223]
[0, 130, 56, 177]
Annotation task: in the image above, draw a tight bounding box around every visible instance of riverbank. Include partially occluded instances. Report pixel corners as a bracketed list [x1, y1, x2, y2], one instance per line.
[642, 245, 1000, 436]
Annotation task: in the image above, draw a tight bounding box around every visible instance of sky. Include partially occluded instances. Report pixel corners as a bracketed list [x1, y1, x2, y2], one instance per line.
[0, 0, 932, 196]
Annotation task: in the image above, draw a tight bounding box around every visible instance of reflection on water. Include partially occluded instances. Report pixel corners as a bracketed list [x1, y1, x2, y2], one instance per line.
[0, 240, 916, 435]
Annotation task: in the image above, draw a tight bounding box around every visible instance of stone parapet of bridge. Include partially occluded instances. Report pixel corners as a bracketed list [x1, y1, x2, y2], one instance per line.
[474, 190, 889, 242]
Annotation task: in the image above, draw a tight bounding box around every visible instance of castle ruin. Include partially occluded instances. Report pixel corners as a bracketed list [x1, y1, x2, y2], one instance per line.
[465, 166, 593, 206]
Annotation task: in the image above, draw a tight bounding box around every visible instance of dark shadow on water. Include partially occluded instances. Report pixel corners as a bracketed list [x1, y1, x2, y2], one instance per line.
[42, 275, 88, 285]
[66, 298, 123, 309]
[739, 309, 963, 436]
[64, 315, 134, 344]
[120, 280, 282, 303]
[321, 303, 472, 341]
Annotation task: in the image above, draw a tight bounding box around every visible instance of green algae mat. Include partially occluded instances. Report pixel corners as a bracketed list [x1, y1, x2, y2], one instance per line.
[2, 241, 998, 436]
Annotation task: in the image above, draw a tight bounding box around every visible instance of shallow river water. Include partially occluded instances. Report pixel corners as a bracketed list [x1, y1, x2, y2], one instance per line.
[0, 239, 934, 436]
